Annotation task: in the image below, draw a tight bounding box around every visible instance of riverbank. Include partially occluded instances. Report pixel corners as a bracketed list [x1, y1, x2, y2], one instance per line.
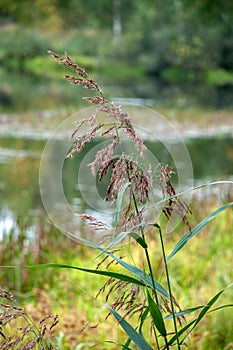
[0, 107, 232, 140]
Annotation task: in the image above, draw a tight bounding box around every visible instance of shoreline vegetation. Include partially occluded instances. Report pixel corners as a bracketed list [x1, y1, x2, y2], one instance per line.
[1, 52, 232, 349]
[0, 107, 232, 140]
[1, 198, 232, 349]
[1, 2, 233, 347]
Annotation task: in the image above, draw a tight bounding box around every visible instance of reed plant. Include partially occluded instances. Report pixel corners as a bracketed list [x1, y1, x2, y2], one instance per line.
[2, 51, 233, 349]
[41, 51, 232, 349]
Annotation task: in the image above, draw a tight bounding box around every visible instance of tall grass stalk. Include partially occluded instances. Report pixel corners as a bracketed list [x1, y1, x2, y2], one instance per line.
[44, 51, 232, 349]
[157, 224, 180, 349]
[131, 186, 162, 349]
[2, 51, 232, 350]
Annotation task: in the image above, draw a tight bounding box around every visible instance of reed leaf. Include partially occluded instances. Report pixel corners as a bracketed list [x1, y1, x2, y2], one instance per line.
[129, 232, 147, 248]
[146, 289, 167, 337]
[164, 305, 204, 320]
[167, 283, 233, 345]
[3, 263, 146, 287]
[105, 305, 153, 350]
[167, 202, 233, 262]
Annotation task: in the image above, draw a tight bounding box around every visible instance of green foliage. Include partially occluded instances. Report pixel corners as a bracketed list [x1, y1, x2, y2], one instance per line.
[146, 289, 167, 337]
[167, 202, 233, 262]
[0, 27, 50, 69]
[1, 34, 233, 349]
[206, 69, 233, 86]
[1, 0, 232, 89]
[106, 306, 154, 350]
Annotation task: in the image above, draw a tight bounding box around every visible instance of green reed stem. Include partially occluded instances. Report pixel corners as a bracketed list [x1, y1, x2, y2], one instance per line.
[158, 225, 180, 350]
[130, 187, 163, 350]
[114, 126, 161, 348]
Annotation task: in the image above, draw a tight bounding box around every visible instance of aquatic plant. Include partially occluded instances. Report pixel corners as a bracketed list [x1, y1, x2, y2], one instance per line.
[2, 51, 233, 349]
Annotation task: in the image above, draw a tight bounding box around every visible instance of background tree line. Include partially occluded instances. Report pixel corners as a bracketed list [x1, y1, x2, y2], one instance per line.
[0, 0, 232, 109]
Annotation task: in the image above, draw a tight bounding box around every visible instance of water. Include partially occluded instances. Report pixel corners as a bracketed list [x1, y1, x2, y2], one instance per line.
[0, 133, 232, 238]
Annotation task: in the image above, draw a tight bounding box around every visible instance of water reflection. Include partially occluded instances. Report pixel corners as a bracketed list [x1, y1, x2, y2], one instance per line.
[0, 134, 232, 238]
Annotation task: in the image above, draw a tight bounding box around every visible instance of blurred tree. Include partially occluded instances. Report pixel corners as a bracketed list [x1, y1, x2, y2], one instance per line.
[0, 0, 62, 30]
[0, 0, 232, 85]
[122, 0, 233, 78]
[56, 0, 133, 32]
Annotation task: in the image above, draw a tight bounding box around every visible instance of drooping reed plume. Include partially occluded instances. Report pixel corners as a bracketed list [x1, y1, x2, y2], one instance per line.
[48, 51, 191, 342]
[48, 50, 191, 234]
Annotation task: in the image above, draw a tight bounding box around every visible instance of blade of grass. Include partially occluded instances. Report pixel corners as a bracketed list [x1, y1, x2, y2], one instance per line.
[167, 319, 196, 346]
[2, 263, 146, 287]
[168, 284, 233, 346]
[106, 230, 132, 249]
[105, 305, 153, 350]
[167, 202, 233, 262]
[164, 305, 204, 320]
[209, 304, 233, 313]
[106, 230, 148, 250]
[139, 307, 150, 334]
[123, 337, 132, 349]
[73, 241, 169, 298]
[188, 284, 233, 330]
[93, 340, 134, 350]
[3, 224, 169, 297]
[129, 232, 148, 248]
[2, 261, 169, 297]
[153, 181, 233, 209]
[146, 289, 167, 337]
[103, 251, 169, 298]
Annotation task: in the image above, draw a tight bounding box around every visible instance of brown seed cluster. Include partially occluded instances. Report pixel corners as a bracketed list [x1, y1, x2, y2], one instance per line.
[48, 50, 103, 95]
[0, 289, 58, 349]
[77, 214, 110, 231]
[49, 51, 192, 237]
[159, 165, 191, 229]
[105, 156, 152, 204]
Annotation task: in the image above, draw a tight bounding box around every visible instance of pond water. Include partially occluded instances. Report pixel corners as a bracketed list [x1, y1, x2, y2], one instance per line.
[0, 133, 232, 238]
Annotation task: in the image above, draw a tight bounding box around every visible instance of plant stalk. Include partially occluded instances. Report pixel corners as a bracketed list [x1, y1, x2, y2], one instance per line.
[158, 225, 180, 350]
[130, 185, 165, 349]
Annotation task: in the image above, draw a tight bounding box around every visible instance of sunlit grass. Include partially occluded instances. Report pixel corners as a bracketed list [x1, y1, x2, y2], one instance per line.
[1, 197, 232, 349]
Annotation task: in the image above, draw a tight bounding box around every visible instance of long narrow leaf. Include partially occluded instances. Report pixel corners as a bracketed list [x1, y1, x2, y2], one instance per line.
[165, 303, 233, 321]
[180, 283, 233, 344]
[209, 304, 233, 313]
[167, 319, 196, 346]
[146, 289, 167, 336]
[102, 252, 169, 298]
[152, 181, 233, 209]
[191, 283, 233, 330]
[3, 223, 169, 298]
[3, 260, 168, 299]
[167, 202, 233, 262]
[139, 307, 150, 334]
[106, 230, 131, 249]
[168, 284, 233, 346]
[164, 305, 204, 320]
[105, 305, 153, 350]
[3, 261, 168, 297]
[3, 263, 146, 287]
[129, 232, 148, 248]
[58, 233, 168, 296]
[82, 244, 169, 298]
[97, 340, 134, 350]
[123, 337, 132, 349]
